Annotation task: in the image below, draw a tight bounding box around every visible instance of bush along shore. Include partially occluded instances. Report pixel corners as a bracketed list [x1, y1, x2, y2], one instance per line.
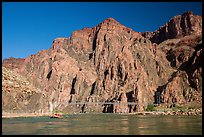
[134, 103, 202, 116]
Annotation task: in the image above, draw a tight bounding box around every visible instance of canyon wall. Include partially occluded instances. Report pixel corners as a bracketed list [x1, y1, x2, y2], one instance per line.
[2, 12, 202, 114]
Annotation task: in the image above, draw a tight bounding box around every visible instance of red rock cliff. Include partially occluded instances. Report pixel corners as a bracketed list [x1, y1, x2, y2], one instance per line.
[2, 12, 202, 114]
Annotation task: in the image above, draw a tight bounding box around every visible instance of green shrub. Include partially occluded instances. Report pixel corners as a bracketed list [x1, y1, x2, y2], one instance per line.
[172, 105, 187, 112]
[146, 104, 155, 111]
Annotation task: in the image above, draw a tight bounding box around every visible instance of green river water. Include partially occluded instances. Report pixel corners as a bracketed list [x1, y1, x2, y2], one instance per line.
[2, 113, 202, 135]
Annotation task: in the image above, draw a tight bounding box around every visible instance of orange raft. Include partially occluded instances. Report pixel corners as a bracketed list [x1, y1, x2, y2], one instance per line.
[50, 113, 63, 118]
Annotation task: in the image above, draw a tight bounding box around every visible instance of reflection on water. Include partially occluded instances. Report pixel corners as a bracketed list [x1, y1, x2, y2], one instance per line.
[2, 114, 202, 135]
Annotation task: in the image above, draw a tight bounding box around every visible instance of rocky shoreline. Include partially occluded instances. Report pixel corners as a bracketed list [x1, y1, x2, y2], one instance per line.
[2, 108, 202, 118]
[131, 109, 202, 116]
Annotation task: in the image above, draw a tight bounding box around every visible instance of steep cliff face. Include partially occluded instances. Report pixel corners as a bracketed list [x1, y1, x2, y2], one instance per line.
[2, 12, 202, 114]
[159, 42, 202, 108]
[141, 11, 202, 44]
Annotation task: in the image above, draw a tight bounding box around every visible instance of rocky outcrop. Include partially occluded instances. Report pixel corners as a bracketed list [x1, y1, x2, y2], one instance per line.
[160, 35, 202, 69]
[141, 11, 202, 44]
[3, 57, 25, 70]
[2, 12, 202, 114]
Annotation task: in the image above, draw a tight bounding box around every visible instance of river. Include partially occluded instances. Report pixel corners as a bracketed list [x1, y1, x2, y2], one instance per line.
[2, 113, 202, 135]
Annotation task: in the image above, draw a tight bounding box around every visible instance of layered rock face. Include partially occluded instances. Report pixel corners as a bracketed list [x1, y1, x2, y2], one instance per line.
[2, 12, 202, 114]
[141, 11, 202, 44]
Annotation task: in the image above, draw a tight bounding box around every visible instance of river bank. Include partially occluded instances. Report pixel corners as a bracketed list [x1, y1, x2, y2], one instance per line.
[130, 109, 202, 116]
[2, 112, 52, 118]
[2, 108, 202, 118]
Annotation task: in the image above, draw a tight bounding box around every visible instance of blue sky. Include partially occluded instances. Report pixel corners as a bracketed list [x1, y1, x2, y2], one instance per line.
[2, 2, 202, 60]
